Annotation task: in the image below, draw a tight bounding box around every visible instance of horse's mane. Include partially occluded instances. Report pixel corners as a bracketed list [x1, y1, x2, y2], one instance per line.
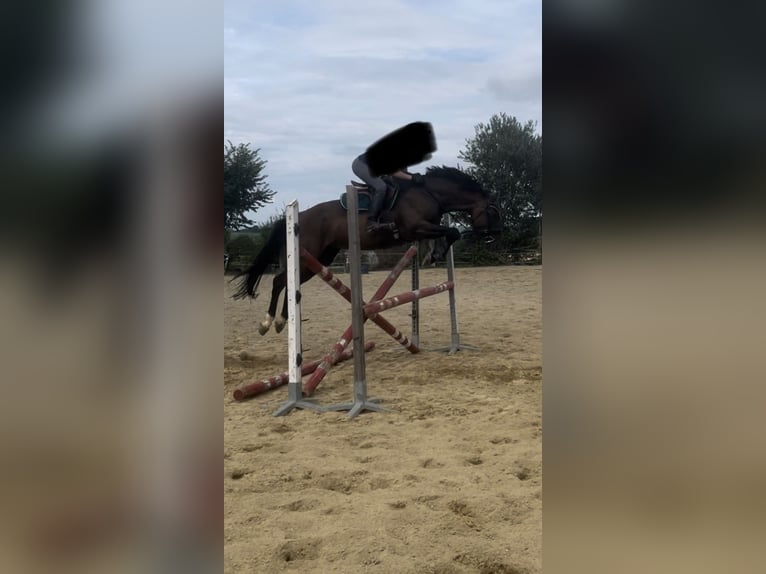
[425, 165, 488, 196]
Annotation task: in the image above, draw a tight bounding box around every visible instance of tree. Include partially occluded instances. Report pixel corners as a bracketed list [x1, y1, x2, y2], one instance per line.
[458, 113, 542, 247]
[226, 234, 258, 261]
[224, 141, 277, 230]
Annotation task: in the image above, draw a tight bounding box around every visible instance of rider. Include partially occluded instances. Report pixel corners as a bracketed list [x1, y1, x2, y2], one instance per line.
[351, 152, 426, 233]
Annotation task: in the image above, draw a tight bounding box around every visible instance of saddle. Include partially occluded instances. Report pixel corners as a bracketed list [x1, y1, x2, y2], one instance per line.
[341, 178, 400, 213]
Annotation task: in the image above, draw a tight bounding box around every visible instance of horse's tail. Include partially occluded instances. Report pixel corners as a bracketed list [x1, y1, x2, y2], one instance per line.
[230, 218, 287, 299]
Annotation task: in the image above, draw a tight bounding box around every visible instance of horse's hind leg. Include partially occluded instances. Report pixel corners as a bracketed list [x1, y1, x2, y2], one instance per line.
[275, 295, 289, 333]
[274, 265, 306, 334]
[274, 263, 308, 333]
[274, 248, 339, 334]
[258, 271, 286, 335]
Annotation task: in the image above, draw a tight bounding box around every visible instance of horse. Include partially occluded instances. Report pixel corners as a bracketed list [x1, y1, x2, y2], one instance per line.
[231, 166, 502, 335]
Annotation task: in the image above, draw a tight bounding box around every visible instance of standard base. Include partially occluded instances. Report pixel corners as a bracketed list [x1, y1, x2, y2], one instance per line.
[272, 397, 325, 416]
[423, 343, 480, 355]
[323, 397, 391, 420]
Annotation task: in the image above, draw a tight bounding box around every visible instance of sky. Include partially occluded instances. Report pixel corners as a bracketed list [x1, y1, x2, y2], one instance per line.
[224, 0, 541, 224]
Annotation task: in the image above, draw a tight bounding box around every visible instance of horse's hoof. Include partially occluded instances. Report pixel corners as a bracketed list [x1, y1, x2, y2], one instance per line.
[258, 323, 270, 336]
[274, 318, 286, 333]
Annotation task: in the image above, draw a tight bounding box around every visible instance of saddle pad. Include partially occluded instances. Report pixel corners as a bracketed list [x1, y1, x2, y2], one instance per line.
[339, 187, 400, 212]
[340, 190, 372, 211]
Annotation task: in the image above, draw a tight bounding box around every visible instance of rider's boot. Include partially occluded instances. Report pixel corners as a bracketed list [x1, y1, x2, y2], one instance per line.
[365, 190, 387, 233]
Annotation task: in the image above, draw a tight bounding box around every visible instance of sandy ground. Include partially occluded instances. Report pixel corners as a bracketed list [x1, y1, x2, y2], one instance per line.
[224, 265, 541, 574]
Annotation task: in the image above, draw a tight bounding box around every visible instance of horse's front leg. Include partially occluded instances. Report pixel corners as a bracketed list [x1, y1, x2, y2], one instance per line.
[411, 224, 460, 265]
[419, 239, 436, 267]
[436, 227, 462, 260]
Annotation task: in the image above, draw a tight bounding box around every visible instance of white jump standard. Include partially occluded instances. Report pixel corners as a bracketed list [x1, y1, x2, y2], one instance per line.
[272, 201, 325, 416]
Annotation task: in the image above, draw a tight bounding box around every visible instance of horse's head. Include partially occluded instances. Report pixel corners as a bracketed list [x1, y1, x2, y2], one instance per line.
[470, 198, 504, 242]
[423, 166, 504, 240]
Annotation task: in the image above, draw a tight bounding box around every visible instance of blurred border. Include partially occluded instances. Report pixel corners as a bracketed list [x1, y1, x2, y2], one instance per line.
[0, 2, 222, 573]
[544, 2, 766, 573]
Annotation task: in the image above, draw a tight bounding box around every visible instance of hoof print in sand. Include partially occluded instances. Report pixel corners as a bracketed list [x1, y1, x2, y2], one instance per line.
[277, 538, 321, 562]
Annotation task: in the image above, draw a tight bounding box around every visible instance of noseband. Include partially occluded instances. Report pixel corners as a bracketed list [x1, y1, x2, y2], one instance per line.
[417, 177, 499, 234]
[476, 203, 501, 232]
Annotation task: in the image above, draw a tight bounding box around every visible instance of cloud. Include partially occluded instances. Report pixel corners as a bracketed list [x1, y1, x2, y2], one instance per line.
[225, 0, 541, 222]
[487, 72, 542, 103]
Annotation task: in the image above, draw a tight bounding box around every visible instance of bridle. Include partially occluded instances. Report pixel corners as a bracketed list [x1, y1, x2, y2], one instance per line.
[416, 177, 500, 239]
[475, 202, 500, 230]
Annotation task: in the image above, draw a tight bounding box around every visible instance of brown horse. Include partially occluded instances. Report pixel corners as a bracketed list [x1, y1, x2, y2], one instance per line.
[231, 166, 501, 335]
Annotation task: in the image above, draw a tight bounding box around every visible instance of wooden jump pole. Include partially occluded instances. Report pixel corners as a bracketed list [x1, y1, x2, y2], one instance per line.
[363, 281, 454, 316]
[301, 245, 419, 397]
[300, 247, 419, 353]
[232, 341, 375, 401]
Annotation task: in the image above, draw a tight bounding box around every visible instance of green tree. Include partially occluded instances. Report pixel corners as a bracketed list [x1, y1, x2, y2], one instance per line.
[458, 113, 542, 247]
[224, 141, 276, 230]
[226, 235, 258, 260]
